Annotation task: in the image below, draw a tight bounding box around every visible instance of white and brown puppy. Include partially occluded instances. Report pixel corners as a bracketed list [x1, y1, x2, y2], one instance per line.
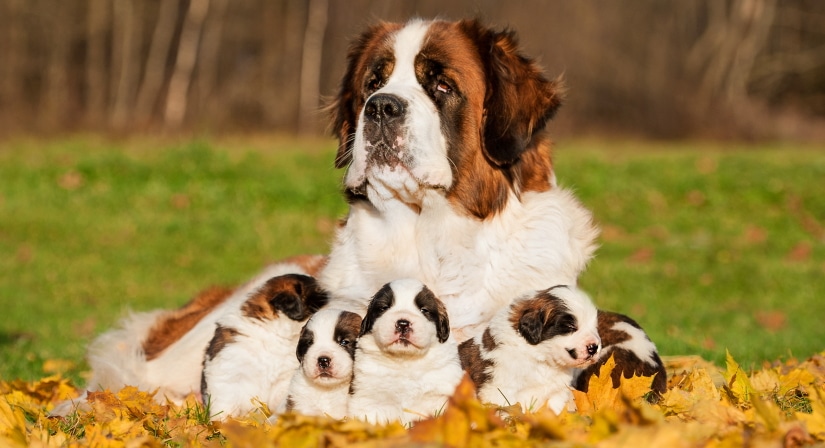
[459, 285, 601, 414]
[348, 279, 464, 426]
[52, 256, 327, 417]
[320, 18, 599, 341]
[573, 310, 667, 400]
[276, 308, 362, 420]
[201, 274, 329, 420]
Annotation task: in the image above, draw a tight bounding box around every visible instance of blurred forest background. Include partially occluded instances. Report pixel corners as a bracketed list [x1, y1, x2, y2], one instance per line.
[1, 0, 825, 141]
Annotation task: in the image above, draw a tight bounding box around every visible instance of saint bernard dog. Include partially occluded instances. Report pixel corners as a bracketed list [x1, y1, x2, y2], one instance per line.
[573, 310, 667, 400]
[201, 273, 329, 419]
[319, 18, 599, 341]
[276, 308, 362, 420]
[348, 279, 464, 426]
[52, 255, 327, 417]
[459, 285, 601, 414]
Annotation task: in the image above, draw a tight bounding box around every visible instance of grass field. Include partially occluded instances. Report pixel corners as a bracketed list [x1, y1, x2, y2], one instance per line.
[1, 136, 823, 385]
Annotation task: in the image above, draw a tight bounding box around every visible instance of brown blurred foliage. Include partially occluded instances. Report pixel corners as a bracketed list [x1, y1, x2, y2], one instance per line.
[1, 0, 824, 140]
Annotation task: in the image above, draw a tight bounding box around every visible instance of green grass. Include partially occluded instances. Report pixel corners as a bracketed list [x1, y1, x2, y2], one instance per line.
[1, 136, 823, 384]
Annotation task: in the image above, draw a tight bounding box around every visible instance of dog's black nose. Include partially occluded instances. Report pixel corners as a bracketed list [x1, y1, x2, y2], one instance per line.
[318, 356, 331, 369]
[365, 94, 405, 122]
[586, 343, 599, 357]
[396, 319, 411, 333]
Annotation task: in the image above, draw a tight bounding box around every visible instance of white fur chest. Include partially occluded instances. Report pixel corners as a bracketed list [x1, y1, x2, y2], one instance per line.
[320, 187, 597, 340]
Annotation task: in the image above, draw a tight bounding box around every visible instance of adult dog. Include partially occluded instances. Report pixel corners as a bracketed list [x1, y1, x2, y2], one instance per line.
[59, 18, 600, 414]
[320, 18, 598, 340]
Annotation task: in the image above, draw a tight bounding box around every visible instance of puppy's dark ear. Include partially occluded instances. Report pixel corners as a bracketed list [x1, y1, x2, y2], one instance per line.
[415, 286, 450, 343]
[360, 283, 394, 336]
[517, 308, 545, 346]
[268, 274, 328, 321]
[461, 20, 563, 167]
[296, 325, 313, 362]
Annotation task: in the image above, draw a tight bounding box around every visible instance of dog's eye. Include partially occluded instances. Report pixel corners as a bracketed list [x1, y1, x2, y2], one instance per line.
[419, 307, 430, 316]
[436, 81, 451, 94]
[338, 338, 351, 347]
[367, 76, 384, 93]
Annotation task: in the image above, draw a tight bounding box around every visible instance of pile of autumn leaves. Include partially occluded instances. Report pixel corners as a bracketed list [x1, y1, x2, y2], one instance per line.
[2, 352, 824, 447]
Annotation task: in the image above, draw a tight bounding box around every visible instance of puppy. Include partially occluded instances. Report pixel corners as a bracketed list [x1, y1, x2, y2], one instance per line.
[459, 285, 601, 414]
[277, 308, 362, 420]
[573, 310, 667, 400]
[348, 279, 464, 426]
[201, 274, 328, 420]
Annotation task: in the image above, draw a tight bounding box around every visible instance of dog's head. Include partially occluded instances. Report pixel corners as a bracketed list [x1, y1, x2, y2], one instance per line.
[240, 274, 329, 322]
[360, 278, 450, 356]
[295, 308, 362, 387]
[509, 286, 601, 368]
[330, 19, 563, 218]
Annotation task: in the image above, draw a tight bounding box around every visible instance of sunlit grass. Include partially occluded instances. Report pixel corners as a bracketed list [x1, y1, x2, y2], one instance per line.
[0, 136, 823, 383]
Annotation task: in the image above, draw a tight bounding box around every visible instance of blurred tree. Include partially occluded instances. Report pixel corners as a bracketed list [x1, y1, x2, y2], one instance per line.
[0, 0, 823, 140]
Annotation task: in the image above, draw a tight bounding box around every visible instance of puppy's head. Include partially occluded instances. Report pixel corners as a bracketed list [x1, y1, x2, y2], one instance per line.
[509, 285, 601, 368]
[360, 278, 450, 356]
[241, 274, 329, 322]
[296, 309, 362, 387]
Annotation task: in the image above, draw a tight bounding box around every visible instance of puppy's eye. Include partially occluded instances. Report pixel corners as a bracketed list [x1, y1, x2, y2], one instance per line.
[420, 307, 430, 316]
[338, 338, 351, 347]
[436, 81, 451, 94]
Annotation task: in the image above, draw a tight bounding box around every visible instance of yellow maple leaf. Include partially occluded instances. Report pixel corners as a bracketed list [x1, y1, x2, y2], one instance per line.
[573, 354, 656, 417]
[723, 350, 754, 406]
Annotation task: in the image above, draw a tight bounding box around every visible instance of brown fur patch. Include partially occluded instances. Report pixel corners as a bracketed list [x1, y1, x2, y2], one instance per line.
[204, 325, 240, 361]
[458, 339, 493, 389]
[143, 286, 235, 361]
[285, 396, 295, 412]
[481, 328, 498, 352]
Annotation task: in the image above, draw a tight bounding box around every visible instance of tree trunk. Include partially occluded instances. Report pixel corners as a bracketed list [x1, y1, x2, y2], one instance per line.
[298, 0, 328, 134]
[164, 0, 210, 129]
[110, 0, 143, 129]
[85, 0, 110, 128]
[134, 0, 181, 127]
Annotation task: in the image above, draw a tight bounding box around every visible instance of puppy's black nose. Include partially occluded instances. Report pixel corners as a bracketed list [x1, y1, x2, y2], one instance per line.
[396, 319, 411, 333]
[318, 356, 331, 369]
[365, 94, 405, 122]
[586, 343, 599, 357]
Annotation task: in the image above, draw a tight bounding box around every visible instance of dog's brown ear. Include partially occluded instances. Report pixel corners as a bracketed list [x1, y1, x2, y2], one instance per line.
[517, 307, 546, 346]
[462, 20, 563, 167]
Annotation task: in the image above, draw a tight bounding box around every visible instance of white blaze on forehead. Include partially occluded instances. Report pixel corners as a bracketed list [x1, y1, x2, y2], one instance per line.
[385, 19, 430, 90]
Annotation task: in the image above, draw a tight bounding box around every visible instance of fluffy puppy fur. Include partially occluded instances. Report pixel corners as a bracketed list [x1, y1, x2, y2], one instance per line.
[277, 308, 362, 419]
[459, 285, 601, 414]
[52, 256, 327, 417]
[573, 310, 667, 400]
[348, 279, 464, 426]
[201, 274, 328, 420]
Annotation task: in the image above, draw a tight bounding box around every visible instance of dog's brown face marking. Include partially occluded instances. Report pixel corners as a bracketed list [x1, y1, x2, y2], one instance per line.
[240, 274, 329, 322]
[143, 285, 235, 361]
